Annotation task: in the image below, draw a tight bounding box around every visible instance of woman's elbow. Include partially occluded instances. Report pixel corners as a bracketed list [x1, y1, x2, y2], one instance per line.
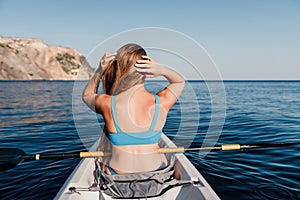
[82, 93, 90, 105]
[181, 80, 186, 87]
[82, 94, 97, 112]
[178, 80, 186, 91]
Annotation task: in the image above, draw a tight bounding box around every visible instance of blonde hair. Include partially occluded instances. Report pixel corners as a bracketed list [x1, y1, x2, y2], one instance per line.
[102, 43, 147, 95]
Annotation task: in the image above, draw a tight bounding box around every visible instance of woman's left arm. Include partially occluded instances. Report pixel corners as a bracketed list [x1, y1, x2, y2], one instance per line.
[82, 52, 116, 113]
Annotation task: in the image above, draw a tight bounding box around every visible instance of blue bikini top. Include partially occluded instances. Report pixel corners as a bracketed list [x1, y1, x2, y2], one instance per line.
[108, 95, 162, 146]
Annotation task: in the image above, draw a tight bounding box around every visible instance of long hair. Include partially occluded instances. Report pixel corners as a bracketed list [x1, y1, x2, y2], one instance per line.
[101, 43, 147, 95]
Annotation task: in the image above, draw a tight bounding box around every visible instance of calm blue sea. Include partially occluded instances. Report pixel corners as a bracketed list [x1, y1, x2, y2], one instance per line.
[0, 81, 299, 200]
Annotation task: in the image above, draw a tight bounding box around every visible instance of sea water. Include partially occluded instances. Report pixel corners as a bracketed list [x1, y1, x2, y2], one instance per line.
[0, 81, 299, 199]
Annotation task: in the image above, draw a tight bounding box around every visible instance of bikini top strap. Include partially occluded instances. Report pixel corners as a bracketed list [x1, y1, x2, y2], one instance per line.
[149, 95, 160, 131]
[111, 96, 121, 133]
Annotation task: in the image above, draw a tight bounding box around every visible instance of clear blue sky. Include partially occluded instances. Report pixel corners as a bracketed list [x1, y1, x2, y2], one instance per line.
[0, 0, 299, 80]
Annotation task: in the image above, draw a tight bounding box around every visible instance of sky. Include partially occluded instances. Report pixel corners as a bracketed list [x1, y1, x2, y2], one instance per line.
[0, 0, 299, 80]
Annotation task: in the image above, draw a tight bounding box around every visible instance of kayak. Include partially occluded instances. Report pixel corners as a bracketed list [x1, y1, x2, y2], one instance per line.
[54, 133, 220, 199]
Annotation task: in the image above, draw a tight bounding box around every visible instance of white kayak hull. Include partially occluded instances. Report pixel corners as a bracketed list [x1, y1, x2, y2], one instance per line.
[54, 134, 220, 200]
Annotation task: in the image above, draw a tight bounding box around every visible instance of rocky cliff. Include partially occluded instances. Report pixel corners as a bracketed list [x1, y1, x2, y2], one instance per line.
[0, 36, 94, 80]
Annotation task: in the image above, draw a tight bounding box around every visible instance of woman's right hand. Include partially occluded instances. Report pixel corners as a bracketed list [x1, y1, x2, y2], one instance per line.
[134, 55, 165, 78]
[99, 52, 117, 71]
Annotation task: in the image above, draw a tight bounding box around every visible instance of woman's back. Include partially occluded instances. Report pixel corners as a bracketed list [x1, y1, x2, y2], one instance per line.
[105, 84, 166, 134]
[103, 84, 168, 173]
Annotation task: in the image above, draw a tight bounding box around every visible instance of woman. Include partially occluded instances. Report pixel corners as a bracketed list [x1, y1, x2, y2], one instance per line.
[82, 43, 185, 174]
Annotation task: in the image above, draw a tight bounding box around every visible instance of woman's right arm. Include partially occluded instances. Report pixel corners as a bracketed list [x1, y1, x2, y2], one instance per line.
[135, 56, 185, 111]
[82, 52, 116, 113]
[157, 66, 185, 110]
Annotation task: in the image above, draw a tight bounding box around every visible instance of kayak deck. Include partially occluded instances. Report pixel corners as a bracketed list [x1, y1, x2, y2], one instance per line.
[54, 134, 220, 200]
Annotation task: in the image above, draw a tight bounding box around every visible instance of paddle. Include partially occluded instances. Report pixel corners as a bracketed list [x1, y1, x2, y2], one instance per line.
[1, 141, 299, 172]
[0, 148, 111, 172]
[157, 141, 300, 153]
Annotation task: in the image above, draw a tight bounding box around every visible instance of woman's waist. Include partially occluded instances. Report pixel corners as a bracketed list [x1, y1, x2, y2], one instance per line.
[109, 152, 165, 173]
[111, 143, 160, 154]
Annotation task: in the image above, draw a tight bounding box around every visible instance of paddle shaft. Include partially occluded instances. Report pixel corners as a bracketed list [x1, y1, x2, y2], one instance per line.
[20, 146, 228, 160]
[158, 142, 300, 153]
[1, 142, 299, 172]
[22, 152, 111, 160]
[160, 144, 258, 152]
[23, 145, 242, 160]
[158, 144, 241, 153]
[21, 142, 300, 160]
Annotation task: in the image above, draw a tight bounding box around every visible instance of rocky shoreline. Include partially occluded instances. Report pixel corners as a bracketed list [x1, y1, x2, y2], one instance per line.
[0, 36, 94, 80]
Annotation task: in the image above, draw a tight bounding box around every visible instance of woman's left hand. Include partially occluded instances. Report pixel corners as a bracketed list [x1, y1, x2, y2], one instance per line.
[134, 56, 165, 78]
